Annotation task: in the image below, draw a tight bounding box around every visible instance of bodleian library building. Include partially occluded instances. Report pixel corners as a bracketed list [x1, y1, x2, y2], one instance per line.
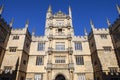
[0, 4, 120, 80]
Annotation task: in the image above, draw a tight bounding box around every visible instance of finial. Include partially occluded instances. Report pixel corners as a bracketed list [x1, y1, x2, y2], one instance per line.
[9, 18, 14, 27]
[106, 18, 111, 27]
[0, 5, 4, 15]
[58, 9, 62, 12]
[69, 6, 72, 18]
[48, 5, 52, 13]
[84, 28, 88, 36]
[25, 19, 29, 28]
[116, 4, 120, 15]
[90, 19, 95, 29]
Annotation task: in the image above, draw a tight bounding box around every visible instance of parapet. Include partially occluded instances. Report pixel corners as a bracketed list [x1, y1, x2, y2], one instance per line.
[93, 28, 109, 34]
[11, 27, 27, 35]
[72, 35, 88, 42]
[32, 36, 48, 42]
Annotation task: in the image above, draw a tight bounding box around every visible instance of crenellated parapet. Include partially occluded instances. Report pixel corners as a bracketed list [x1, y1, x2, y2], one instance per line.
[11, 27, 27, 35]
[72, 35, 88, 42]
[32, 36, 48, 42]
[93, 28, 109, 34]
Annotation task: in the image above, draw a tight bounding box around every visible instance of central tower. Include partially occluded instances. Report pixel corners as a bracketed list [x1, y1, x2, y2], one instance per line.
[45, 6, 74, 80]
[45, 5, 74, 36]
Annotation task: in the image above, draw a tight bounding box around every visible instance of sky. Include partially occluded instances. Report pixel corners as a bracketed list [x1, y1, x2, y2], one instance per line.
[0, 0, 120, 36]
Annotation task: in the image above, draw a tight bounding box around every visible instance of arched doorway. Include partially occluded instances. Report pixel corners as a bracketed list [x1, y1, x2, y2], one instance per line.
[55, 74, 65, 80]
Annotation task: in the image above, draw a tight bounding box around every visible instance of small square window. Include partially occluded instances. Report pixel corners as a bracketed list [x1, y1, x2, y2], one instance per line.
[100, 34, 107, 39]
[58, 29, 62, 33]
[103, 46, 111, 52]
[13, 35, 19, 40]
[9, 47, 17, 52]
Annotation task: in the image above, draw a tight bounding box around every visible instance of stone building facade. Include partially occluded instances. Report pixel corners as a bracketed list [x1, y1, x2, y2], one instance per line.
[0, 5, 11, 68]
[0, 4, 120, 80]
[109, 5, 120, 67]
[88, 23, 119, 80]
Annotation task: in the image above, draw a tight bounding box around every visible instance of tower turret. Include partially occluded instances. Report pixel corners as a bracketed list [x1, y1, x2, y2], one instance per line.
[106, 18, 111, 27]
[90, 19, 95, 30]
[84, 28, 88, 36]
[69, 6, 72, 18]
[32, 28, 35, 36]
[68, 6, 73, 27]
[116, 4, 120, 15]
[0, 5, 4, 15]
[46, 5, 52, 18]
[9, 18, 14, 27]
[25, 19, 29, 28]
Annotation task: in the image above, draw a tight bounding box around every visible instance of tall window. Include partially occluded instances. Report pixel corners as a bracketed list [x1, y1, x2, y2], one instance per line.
[75, 42, 82, 50]
[9, 47, 17, 52]
[100, 34, 107, 39]
[56, 42, 65, 51]
[38, 42, 45, 51]
[103, 46, 111, 52]
[78, 73, 86, 80]
[76, 56, 84, 65]
[55, 56, 65, 63]
[36, 56, 44, 65]
[34, 74, 42, 80]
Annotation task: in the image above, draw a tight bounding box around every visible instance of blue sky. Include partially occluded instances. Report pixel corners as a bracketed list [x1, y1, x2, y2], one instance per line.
[0, 0, 120, 36]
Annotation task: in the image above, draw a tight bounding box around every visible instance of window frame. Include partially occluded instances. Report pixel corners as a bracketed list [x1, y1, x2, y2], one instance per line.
[74, 42, 82, 50]
[77, 73, 86, 80]
[13, 35, 19, 40]
[34, 74, 42, 80]
[36, 56, 44, 65]
[76, 56, 84, 65]
[37, 42, 45, 51]
[9, 47, 17, 52]
[55, 42, 65, 51]
[100, 34, 107, 39]
[103, 46, 112, 53]
[4, 66, 12, 74]
[55, 56, 66, 63]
